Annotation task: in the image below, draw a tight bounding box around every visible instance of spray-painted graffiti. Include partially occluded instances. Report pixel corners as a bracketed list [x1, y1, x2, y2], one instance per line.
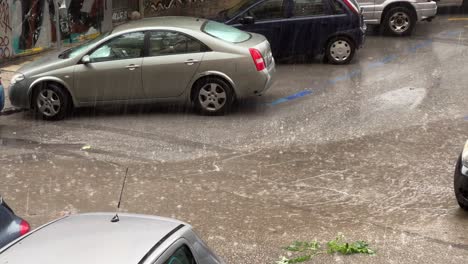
[0, 0, 11, 58]
[145, 0, 205, 13]
[0, 0, 112, 62]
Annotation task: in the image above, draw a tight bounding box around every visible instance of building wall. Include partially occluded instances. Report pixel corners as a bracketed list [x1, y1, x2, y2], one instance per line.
[0, 0, 112, 62]
[143, 0, 238, 18]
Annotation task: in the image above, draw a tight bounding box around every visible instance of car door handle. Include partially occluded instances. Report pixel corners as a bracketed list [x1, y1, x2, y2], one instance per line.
[125, 64, 140, 70]
[184, 59, 200, 65]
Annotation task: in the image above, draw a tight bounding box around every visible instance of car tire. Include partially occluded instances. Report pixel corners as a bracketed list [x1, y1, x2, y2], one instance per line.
[383, 6, 416, 36]
[454, 156, 468, 210]
[326, 36, 355, 65]
[33, 83, 70, 121]
[193, 77, 234, 115]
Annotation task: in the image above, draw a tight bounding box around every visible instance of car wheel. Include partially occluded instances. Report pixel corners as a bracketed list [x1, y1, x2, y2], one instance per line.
[326, 37, 355, 65]
[193, 77, 234, 115]
[454, 156, 468, 210]
[383, 7, 415, 36]
[33, 83, 70, 121]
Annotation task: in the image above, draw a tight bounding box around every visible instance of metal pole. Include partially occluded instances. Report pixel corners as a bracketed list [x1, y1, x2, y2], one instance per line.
[139, 0, 144, 18]
[54, 0, 61, 50]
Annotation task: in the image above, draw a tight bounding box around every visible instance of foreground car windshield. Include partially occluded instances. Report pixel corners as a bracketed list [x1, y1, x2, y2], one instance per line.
[202, 21, 251, 43]
[59, 32, 110, 59]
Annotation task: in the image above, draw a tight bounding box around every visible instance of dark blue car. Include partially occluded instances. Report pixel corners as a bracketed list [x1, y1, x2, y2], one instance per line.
[216, 0, 366, 64]
[0, 196, 30, 249]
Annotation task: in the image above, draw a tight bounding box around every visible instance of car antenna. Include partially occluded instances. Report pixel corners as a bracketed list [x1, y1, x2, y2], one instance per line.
[111, 167, 129, 223]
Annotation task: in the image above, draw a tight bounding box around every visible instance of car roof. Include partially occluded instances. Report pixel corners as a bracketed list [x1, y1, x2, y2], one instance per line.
[112, 16, 208, 33]
[0, 213, 187, 264]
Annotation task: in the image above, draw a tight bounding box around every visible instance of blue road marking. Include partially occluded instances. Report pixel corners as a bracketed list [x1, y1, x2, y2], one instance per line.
[268, 32, 444, 106]
[270, 90, 313, 105]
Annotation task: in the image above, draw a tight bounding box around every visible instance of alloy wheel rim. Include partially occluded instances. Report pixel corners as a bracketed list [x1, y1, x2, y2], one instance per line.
[389, 12, 410, 33]
[37, 89, 61, 117]
[330, 40, 351, 62]
[198, 83, 227, 112]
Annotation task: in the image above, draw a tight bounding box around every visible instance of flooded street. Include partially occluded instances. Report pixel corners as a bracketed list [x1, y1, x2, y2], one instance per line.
[1, 13, 468, 263]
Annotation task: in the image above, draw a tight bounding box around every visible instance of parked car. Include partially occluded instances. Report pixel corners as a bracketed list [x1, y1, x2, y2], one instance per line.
[8, 17, 275, 120]
[0, 213, 224, 264]
[357, 0, 437, 36]
[216, 0, 366, 64]
[0, 196, 30, 249]
[454, 140, 468, 210]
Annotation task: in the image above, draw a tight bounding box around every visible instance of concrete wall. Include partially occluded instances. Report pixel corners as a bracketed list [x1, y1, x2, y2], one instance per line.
[0, 0, 112, 62]
[143, 0, 238, 18]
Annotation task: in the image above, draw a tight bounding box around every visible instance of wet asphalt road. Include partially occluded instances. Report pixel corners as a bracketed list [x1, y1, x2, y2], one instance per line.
[1, 12, 468, 263]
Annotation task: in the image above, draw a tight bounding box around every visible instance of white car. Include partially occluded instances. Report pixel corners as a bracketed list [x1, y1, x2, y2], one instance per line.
[357, 0, 438, 36]
[0, 213, 224, 264]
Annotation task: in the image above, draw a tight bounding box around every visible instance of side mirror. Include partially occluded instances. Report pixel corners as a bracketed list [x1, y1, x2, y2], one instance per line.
[81, 55, 91, 64]
[239, 16, 255, 25]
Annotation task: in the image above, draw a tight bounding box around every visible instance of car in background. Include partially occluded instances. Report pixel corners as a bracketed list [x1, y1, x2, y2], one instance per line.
[0, 213, 224, 264]
[216, 0, 366, 64]
[0, 196, 30, 249]
[8, 17, 275, 120]
[357, 0, 437, 36]
[454, 140, 468, 210]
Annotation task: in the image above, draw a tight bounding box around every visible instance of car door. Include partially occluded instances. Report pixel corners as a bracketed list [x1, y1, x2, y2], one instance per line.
[232, 0, 290, 57]
[287, 0, 331, 56]
[74, 31, 145, 102]
[141, 31, 207, 98]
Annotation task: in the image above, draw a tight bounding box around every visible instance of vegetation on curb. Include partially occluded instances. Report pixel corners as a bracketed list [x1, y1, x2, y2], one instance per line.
[276, 234, 375, 263]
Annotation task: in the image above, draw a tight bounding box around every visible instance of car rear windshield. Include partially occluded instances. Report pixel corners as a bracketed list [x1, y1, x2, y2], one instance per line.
[202, 21, 251, 43]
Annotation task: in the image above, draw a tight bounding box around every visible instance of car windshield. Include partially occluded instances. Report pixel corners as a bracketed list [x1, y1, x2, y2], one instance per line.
[202, 21, 251, 43]
[225, 0, 258, 19]
[58, 32, 110, 59]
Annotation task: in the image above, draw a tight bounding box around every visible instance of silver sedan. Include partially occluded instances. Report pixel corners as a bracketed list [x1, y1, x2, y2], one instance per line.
[8, 16, 275, 120]
[0, 213, 224, 264]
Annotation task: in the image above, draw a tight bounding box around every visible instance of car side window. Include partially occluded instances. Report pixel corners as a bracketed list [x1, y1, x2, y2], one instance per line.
[89, 32, 145, 63]
[293, 0, 325, 17]
[330, 0, 346, 14]
[163, 245, 197, 264]
[149, 31, 208, 56]
[248, 0, 286, 20]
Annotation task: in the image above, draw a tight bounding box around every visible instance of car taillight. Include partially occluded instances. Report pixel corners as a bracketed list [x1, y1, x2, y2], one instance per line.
[249, 48, 266, 71]
[343, 0, 359, 15]
[19, 220, 30, 235]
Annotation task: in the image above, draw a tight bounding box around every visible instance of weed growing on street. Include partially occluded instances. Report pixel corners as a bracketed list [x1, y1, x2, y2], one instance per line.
[276, 233, 375, 263]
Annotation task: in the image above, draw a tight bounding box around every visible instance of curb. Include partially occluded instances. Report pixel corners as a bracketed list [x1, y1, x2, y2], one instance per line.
[0, 108, 24, 116]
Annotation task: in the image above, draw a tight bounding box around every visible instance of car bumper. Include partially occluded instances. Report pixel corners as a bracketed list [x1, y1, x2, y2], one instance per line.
[8, 81, 30, 109]
[415, 1, 438, 21]
[257, 59, 276, 96]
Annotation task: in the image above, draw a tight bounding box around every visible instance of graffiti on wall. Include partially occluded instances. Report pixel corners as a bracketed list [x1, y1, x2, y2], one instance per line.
[144, 0, 205, 13]
[0, 0, 11, 58]
[112, 9, 128, 23]
[0, 0, 112, 61]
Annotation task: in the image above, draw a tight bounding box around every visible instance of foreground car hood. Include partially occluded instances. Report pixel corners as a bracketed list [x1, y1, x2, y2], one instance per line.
[18, 50, 71, 76]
